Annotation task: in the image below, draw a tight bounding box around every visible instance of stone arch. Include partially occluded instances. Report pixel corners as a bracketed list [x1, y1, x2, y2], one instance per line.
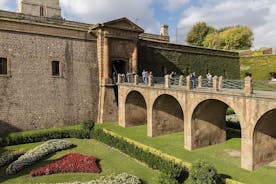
[125, 91, 147, 127]
[152, 94, 184, 137]
[191, 99, 240, 149]
[253, 109, 276, 169]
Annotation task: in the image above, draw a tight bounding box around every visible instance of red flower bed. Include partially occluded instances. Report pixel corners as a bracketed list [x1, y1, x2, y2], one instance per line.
[30, 153, 101, 177]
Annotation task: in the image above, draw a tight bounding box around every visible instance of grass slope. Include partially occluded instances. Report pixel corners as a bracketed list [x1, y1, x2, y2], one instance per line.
[0, 138, 160, 184]
[101, 123, 276, 184]
[240, 55, 276, 80]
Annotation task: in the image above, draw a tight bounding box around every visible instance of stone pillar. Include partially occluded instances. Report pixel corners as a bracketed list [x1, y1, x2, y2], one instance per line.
[212, 76, 219, 92]
[241, 118, 254, 170]
[118, 86, 126, 127]
[186, 75, 191, 90]
[103, 37, 109, 84]
[147, 105, 153, 137]
[117, 74, 121, 84]
[218, 76, 223, 90]
[198, 76, 202, 88]
[148, 73, 154, 86]
[245, 76, 253, 96]
[179, 75, 184, 86]
[184, 93, 193, 150]
[132, 44, 138, 74]
[134, 74, 139, 85]
[165, 75, 170, 88]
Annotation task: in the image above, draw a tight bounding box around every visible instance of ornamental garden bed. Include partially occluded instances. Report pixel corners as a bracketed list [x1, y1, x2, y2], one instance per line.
[30, 153, 101, 177]
[0, 138, 160, 184]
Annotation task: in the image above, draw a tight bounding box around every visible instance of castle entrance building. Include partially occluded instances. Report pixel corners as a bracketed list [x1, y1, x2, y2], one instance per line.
[0, 0, 240, 133]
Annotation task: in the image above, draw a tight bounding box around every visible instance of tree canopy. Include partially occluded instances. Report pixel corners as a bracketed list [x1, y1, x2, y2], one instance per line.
[219, 25, 253, 50]
[186, 22, 254, 50]
[186, 22, 215, 47]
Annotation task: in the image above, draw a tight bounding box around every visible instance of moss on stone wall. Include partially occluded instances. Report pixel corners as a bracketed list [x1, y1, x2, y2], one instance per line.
[138, 40, 240, 79]
[240, 55, 276, 80]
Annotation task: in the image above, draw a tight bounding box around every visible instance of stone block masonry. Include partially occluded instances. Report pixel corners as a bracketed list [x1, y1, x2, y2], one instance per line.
[0, 21, 99, 133]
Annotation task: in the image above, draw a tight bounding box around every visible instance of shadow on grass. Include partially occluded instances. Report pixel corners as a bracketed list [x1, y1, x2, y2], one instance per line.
[217, 173, 232, 184]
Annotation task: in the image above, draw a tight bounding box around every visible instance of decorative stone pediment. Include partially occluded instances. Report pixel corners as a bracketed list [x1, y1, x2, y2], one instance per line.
[89, 17, 144, 33]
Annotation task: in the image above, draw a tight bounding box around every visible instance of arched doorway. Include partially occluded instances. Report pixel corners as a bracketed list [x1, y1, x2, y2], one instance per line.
[191, 99, 240, 149]
[253, 109, 276, 169]
[125, 91, 147, 127]
[152, 94, 184, 137]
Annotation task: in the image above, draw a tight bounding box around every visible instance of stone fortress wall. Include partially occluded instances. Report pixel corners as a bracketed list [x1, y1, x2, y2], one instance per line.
[0, 9, 99, 133]
[0, 0, 240, 133]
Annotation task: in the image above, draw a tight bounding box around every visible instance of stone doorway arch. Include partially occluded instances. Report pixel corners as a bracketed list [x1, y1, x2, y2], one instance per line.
[253, 109, 276, 169]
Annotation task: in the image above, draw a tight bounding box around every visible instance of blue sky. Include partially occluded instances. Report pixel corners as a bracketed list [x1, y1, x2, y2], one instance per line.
[1, 0, 276, 48]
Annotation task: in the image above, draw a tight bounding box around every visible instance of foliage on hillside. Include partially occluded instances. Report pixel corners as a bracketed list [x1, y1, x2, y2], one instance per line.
[240, 55, 276, 80]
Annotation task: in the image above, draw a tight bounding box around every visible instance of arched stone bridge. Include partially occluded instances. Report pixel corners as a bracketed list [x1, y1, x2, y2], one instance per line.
[117, 77, 276, 171]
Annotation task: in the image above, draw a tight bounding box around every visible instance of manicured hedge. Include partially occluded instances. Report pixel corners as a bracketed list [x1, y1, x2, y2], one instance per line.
[0, 122, 93, 147]
[92, 127, 189, 183]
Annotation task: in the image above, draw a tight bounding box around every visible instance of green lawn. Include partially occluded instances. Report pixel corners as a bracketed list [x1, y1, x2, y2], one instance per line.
[0, 138, 160, 184]
[101, 123, 276, 184]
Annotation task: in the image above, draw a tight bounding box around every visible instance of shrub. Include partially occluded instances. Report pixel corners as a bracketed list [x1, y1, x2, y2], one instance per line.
[0, 125, 84, 147]
[158, 173, 178, 184]
[6, 139, 73, 175]
[57, 173, 141, 184]
[81, 120, 95, 139]
[30, 153, 101, 177]
[226, 108, 235, 115]
[0, 150, 26, 168]
[92, 127, 188, 183]
[190, 160, 220, 184]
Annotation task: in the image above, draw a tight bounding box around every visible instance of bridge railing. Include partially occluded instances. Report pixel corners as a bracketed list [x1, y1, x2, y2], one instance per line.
[222, 79, 244, 90]
[253, 80, 276, 92]
[117, 74, 276, 95]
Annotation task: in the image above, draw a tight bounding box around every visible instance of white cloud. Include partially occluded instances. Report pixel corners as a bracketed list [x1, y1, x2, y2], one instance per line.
[0, 0, 11, 10]
[162, 0, 190, 11]
[60, 0, 160, 34]
[177, 0, 276, 47]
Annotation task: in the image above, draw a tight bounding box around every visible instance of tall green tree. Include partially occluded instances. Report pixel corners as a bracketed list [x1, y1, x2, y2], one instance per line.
[219, 25, 253, 50]
[186, 22, 215, 47]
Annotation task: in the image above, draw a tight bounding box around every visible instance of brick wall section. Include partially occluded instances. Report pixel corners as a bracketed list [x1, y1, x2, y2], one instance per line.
[0, 24, 98, 133]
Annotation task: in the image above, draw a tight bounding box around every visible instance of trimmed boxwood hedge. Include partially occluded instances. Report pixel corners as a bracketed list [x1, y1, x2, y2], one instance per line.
[92, 127, 189, 183]
[0, 124, 88, 147]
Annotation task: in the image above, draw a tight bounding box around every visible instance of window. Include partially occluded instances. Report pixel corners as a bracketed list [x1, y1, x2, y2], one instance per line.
[52, 61, 60, 76]
[0, 58, 7, 75]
